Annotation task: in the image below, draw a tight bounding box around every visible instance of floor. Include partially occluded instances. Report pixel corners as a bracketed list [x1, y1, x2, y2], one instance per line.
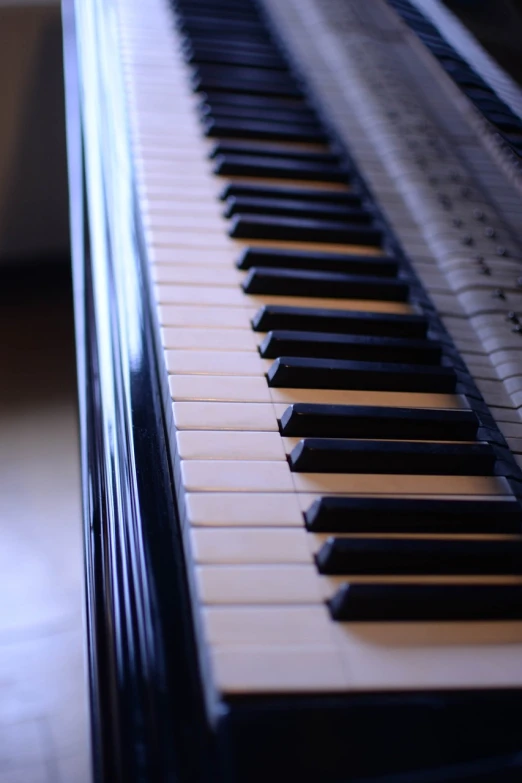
[0, 266, 90, 782]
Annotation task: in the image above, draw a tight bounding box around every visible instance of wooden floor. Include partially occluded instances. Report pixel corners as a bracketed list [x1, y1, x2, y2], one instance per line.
[0, 267, 90, 782]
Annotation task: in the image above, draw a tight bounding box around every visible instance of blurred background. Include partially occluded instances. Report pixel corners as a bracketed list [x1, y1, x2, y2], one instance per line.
[0, 0, 89, 781]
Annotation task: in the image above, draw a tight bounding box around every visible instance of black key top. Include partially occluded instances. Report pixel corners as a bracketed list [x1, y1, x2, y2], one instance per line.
[205, 117, 327, 143]
[253, 305, 427, 337]
[267, 357, 457, 393]
[210, 144, 338, 163]
[194, 65, 296, 88]
[288, 439, 496, 474]
[280, 404, 478, 440]
[221, 183, 359, 204]
[305, 497, 522, 534]
[243, 269, 406, 301]
[187, 51, 287, 69]
[200, 92, 306, 111]
[214, 154, 349, 183]
[328, 584, 522, 621]
[193, 76, 302, 98]
[226, 197, 366, 222]
[231, 216, 380, 245]
[260, 331, 440, 364]
[317, 538, 522, 576]
[204, 106, 319, 126]
[239, 249, 394, 276]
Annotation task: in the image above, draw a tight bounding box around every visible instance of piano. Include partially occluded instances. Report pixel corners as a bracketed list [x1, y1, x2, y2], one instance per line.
[62, 0, 522, 779]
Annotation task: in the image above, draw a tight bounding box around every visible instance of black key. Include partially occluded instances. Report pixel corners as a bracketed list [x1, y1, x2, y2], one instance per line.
[280, 404, 478, 440]
[305, 497, 522, 534]
[243, 269, 406, 301]
[204, 117, 327, 143]
[225, 197, 365, 222]
[328, 584, 522, 621]
[214, 154, 349, 183]
[260, 331, 441, 364]
[194, 65, 296, 88]
[193, 76, 302, 98]
[210, 144, 338, 163]
[267, 356, 457, 393]
[231, 216, 380, 245]
[200, 92, 306, 111]
[253, 305, 427, 337]
[204, 106, 319, 126]
[316, 538, 522, 576]
[186, 50, 287, 69]
[239, 249, 394, 276]
[221, 183, 359, 204]
[288, 439, 496, 474]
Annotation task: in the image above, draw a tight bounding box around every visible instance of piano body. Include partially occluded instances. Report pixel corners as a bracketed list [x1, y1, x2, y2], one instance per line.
[63, 0, 522, 779]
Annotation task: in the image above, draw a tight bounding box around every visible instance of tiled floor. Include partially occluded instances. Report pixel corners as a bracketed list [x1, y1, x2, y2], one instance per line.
[0, 270, 90, 783]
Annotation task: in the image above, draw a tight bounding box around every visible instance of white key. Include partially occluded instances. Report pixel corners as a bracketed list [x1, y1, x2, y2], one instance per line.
[184, 492, 303, 527]
[202, 606, 334, 646]
[166, 350, 270, 375]
[211, 647, 347, 693]
[190, 528, 311, 564]
[173, 402, 278, 431]
[176, 431, 286, 461]
[195, 564, 325, 604]
[162, 327, 257, 351]
[169, 376, 271, 402]
[181, 460, 295, 492]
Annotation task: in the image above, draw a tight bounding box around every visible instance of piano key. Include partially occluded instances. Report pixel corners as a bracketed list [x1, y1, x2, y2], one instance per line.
[184, 491, 303, 527]
[225, 196, 368, 222]
[173, 402, 279, 431]
[198, 91, 308, 110]
[204, 117, 328, 143]
[231, 215, 382, 246]
[316, 538, 522, 576]
[191, 528, 311, 563]
[170, 375, 272, 402]
[259, 331, 441, 364]
[159, 304, 256, 328]
[194, 78, 304, 98]
[195, 564, 324, 604]
[181, 460, 294, 492]
[279, 404, 480, 440]
[202, 606, 333, 646]
[176, 430, 286, 460]
[252, 305, 427, 337]
[186, 50, 288, 69]
[204, 105, 320, 127]
[209, 143, 339, 163]
[211, 647, 347, 693]
[267, 357, 457, 393]
[288, 439, 496, 475]
[269, 387, 467, 409]
[292, 473, 509, 496]
[220, 182, 358, 203]
[162, 327, 257, 350]
[329, 584, 522, 621]
[305, 497, 522, 534]
[214, 153, 350, 183]
[238, 248, 396, 275]
[166, 349, 270, 375]
[243, 268, 407, 300]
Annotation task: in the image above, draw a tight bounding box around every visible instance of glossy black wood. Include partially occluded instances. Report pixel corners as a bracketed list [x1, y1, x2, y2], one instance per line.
[63, 2, 210, 781]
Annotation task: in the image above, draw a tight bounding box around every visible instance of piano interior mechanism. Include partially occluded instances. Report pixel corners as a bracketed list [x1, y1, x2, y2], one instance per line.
[63, 0, 522, 779]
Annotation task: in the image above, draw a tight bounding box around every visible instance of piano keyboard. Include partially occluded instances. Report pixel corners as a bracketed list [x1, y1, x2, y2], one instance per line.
[69, 0, 522, 777]
[115, 0, 522, 698]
